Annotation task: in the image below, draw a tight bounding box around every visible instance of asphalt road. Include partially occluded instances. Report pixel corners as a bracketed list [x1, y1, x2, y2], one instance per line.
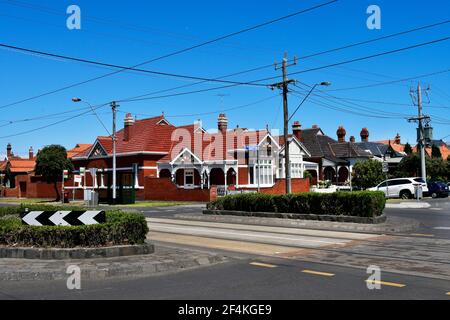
[386, 198, 450, 239]
[1, 257, 449, 300]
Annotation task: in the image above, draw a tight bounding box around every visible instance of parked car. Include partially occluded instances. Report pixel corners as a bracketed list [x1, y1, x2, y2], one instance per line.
[368, 178, 429, 199]
[427, 181, 449, 198]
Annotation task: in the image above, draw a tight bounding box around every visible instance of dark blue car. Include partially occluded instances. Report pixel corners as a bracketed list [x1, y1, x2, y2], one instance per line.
[427, 181, 449, 198]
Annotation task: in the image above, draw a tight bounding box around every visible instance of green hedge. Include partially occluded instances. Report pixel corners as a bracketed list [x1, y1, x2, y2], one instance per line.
[0, 205, 149, 248]
[207, 192, 386, 218]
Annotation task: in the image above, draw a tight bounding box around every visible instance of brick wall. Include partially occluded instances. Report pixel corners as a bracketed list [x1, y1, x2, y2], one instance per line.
[144, 177, 217, 202]
[4, 175, 61, 199]
[242, 178, 310, 195]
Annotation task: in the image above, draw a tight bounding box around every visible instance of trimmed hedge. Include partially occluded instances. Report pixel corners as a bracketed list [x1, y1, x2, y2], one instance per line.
[0, 205, 149, 248]
[207, 192, 386, 218]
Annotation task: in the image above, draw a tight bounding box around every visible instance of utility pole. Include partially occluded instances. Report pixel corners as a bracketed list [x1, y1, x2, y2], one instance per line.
[408, 82, 431, 182]
[111, 101, 118, 203]
[270, 53, 297, 194]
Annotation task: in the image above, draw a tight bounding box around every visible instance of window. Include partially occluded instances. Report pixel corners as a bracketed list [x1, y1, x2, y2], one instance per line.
[255, 160, 274, 186]
[184, 170, 194, 188]
[249, 167, 255, 185]
[291, 163, 302, 178]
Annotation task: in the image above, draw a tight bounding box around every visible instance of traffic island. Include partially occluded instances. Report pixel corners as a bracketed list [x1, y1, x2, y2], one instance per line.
[205, 192, 387, 225]
[0, 205, 150, 255]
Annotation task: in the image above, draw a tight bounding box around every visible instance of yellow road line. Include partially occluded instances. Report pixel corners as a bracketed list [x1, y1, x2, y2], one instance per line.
[366, 280, 406, 288]
[410, 234, 435, 237]
[250, 262, 278, 269]
[302, 270, 335, 277]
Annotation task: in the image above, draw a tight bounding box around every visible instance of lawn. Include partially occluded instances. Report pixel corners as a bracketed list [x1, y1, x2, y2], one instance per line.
[0, 198, 194, 208]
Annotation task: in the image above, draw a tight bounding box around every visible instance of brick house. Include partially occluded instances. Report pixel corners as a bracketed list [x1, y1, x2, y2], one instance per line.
[293, 124, 374, 185]
[69, 113, 313, 202]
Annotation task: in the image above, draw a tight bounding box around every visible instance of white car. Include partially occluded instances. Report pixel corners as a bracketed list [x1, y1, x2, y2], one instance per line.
[369, 178, 429, 199]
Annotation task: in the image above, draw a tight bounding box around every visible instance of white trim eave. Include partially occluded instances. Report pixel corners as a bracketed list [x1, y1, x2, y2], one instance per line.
[258, 133, 281, 149]
[170, 148, 203, 166]
[72, 151, 168, 161]
[279, 136, 311, 157]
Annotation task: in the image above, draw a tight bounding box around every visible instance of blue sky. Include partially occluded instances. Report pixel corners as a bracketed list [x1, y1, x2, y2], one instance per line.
[0, 0, 449, 157]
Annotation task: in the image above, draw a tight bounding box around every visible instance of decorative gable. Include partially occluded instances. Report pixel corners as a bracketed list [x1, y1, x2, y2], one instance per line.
[171, 148, 202, 165]
[88, 141, 108, 159]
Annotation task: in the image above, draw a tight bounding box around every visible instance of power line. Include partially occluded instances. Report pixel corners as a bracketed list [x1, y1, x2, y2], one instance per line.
[0, 103, 109, 139]
[294, 82, 413, 118]
[121, 37, 450, 103]
[0, 0, 338, 110]
[68, 21, 450, 103]
[327, 68, 450, 92]
[118, 94, 279, 119]
[300, 19, 450, 60]
[287, 37, 450, 78]
[0, 43, 271, 88]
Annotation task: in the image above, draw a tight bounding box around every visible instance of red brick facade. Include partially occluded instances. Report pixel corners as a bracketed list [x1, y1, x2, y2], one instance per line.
[145, 178, 217, 202]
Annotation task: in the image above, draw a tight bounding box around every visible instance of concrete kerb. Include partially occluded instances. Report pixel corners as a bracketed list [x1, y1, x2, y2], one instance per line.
[386, 202, 432, 209]
[174, 213, 419, 234]
[203, 209, 388, 224]
[0, 245, 228, 281]
[0, 243, 155, 260]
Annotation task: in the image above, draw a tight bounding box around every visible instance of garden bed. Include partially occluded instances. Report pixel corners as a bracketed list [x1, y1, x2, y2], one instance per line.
[206, 192, 386, 224]
[0, 204, 149, 249]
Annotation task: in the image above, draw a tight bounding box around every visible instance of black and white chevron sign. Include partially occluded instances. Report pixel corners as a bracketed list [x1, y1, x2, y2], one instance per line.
[21, 211, 106, 226]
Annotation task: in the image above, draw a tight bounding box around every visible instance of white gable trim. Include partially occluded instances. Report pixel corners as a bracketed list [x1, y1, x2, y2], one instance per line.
[170, 148, 203, 165]
[258, 133, 281, 150]
[87, 140, 109, 159]
[279, 136, 311, 157]
[157, 118, 171, 126]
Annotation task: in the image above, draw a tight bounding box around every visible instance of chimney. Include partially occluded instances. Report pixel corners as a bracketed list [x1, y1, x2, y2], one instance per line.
[6, 143, 12, 159]
[218, 114, 228, 134]
[350, 136, 356, 143]
[123, 113, 135, 142]
[337, 126, 347, 143]
[292, 121, 302, 141]
[395, 133, 401, 145]
[360, 128, 369, 142]
[29, 147, 34, 160]
[312, 125, 319, 129]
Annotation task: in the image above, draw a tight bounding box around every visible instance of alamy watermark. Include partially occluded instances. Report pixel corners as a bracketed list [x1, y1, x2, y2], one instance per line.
[366, 265, 382, 290]
[66, 265, 81, 290]
[66, 5, 81, 30]
[366, 5, 381, 30]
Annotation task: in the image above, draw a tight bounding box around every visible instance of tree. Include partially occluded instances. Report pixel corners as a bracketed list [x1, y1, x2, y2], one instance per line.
[404, 143, 413, 155]
[395, 153, 449, 181]
[35, 145, 73, 202]
[352, 159, 385, 190]
[431, 145, 442, 159]
[395, 154, 420, 178]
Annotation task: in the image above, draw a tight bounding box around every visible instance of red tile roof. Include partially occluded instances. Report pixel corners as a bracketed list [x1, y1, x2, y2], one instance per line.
[8, 159, 36, 173]
[413, 145, 450, 160]
[76, 115, 275, 163]
[375, 140, 406, 153]
[67, 144, 92, 158]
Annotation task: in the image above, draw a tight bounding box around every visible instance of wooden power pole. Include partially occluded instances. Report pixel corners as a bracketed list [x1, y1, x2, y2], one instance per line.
[271, 53, 297, 194]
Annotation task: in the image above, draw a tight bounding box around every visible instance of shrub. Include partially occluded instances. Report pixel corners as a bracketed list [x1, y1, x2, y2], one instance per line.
[207, 191, 386, 218]
[0, 205, 149, 248]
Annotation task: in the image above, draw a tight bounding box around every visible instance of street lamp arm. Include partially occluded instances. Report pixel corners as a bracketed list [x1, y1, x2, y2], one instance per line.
[288, 84, 318, 122]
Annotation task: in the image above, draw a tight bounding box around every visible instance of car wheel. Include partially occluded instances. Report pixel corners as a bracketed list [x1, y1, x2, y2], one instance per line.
[400, 190, 412, 200]
[431, 192, 438, 199]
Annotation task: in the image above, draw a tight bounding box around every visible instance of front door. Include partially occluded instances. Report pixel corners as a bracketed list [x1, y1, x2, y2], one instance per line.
[184, 169, 195, 189]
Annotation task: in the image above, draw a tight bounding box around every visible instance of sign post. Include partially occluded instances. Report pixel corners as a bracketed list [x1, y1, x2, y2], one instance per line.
[382, 162, 389, 197]
[62, 170, 69, 204]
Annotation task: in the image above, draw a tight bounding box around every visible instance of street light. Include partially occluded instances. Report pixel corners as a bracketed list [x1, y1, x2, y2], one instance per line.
[285, 81, 331, 194]
[289, 82, 331, 122]
[72, 98, 117, 204]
